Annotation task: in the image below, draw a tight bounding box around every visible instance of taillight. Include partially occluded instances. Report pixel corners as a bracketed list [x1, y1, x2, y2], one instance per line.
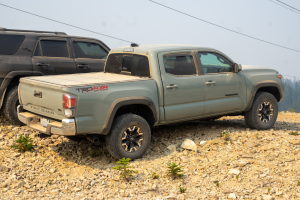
[63, 94, 77, 117]
[63, 94, 77, 109]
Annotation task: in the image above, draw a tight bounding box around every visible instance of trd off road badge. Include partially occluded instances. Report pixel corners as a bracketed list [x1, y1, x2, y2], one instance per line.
[76, 85, 108, 93]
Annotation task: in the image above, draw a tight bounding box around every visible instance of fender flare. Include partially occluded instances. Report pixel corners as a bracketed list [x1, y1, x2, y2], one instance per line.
[244, 80, 283, 112]
[0, 71, 44, 108]
[100, 97, 158, 135]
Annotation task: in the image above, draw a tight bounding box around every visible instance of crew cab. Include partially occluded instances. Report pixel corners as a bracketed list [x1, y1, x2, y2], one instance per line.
[17, 44, 285, 159]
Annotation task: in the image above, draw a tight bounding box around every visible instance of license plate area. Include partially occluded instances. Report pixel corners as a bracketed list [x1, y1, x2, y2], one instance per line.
[40, 118, 49, 127]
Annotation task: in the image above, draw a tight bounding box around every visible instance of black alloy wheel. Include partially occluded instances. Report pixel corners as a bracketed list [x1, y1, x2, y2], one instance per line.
[258, 101, 273, 123]
[121, 126, 144, 153]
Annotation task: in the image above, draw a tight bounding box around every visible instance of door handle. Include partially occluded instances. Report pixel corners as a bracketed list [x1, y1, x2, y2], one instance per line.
[78, 64, 89, 69]
[166, 84, 178, 89]
[37, 63, 49, 67]
[205, 80, 216, 85]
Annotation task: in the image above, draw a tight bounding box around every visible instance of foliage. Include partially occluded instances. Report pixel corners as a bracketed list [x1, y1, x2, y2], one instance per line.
[112, 158, 138, 181]
[10, 135, 34, 153]
[215, 181, 220, 187]
[89, 151, 98, 157]
[222, 130, 231, 141]
[179, 185, 187, 193]
[278, 79, 300, 112]
[268, 187, 271, 193]
[235, 175, 239, 180]
[152, 172, 159, 179]
[166, 162, 184, 179]
[297, 181, 300, 186]
[289, 131, 299, 136]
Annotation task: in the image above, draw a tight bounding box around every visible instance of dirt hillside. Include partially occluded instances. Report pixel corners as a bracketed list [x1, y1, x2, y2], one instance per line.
[0, 112, 299, 200]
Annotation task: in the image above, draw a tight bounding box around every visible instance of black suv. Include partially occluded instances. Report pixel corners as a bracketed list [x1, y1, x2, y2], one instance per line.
[0, 28, 110, 124]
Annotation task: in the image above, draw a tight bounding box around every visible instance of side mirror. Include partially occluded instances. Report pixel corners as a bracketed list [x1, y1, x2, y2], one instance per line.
[233, 63, 242, 73]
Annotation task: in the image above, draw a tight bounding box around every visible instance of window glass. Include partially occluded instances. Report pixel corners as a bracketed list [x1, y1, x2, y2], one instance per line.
[73, 41, 108, 59]
[198, 52, 232, 74]
[34, 41, 42, 56]
[0, 35, 25, 55]
[40, 40, 69, 57]
[105, 53, 150, 77]
[163, 54, 197, 76]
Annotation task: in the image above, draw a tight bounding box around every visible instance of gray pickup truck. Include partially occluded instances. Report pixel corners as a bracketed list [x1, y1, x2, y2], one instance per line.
[18, 44, 284, 159]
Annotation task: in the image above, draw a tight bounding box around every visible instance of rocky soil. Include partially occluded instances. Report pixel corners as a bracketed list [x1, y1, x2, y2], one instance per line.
[0, 111, 300, 200]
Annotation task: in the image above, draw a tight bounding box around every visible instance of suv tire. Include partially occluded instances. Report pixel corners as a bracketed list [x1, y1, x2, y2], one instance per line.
[3, 86, 22, 125]
[244, 92, 278, 130]
[106, 114, 151, 160]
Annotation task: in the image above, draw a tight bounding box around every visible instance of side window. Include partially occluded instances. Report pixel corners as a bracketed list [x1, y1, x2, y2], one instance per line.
[198, 52, 232, 74]
[163, 53, 197, 76]
[39, 40, 69, 57]
[73, 41, 108, 59]
[0, 35, 25, 55]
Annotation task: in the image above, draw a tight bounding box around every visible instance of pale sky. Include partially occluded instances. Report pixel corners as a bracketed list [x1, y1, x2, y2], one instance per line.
[1, 0, 300, 78]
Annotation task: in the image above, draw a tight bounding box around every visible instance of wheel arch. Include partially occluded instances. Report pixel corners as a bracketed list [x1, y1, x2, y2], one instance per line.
[0, 71, 44, 108]
[244, 80, 283, 112]
[100, 97, 158, 135]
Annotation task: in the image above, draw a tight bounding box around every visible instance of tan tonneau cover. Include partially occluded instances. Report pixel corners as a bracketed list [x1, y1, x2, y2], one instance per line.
[20, 72, 146, 87]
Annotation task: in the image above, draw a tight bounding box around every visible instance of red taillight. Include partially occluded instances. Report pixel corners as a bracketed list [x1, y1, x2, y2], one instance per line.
[63, 94, 77, 109]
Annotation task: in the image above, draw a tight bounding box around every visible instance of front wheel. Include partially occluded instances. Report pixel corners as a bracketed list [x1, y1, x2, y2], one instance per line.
[105, 114, 151, 160]
[244, 92, 278, 130]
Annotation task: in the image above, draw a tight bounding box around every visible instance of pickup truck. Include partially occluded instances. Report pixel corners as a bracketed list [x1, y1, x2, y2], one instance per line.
[17, 44, 285, 159]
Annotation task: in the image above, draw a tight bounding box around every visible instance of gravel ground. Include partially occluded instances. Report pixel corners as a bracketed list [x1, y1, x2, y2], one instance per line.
[0, 111, 300, 200]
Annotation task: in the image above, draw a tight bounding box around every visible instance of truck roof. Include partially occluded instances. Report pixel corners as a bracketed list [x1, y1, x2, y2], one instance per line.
[110, 44, 218, 55]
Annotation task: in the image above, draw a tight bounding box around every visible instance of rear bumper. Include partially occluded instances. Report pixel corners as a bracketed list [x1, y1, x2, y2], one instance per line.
[17, 105, 76, 136]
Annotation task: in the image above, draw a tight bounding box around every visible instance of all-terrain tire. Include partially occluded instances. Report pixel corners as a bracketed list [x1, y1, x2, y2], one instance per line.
[244, 92, 278, 130]
[105, 114, 151, 160]
[3, 86, 22, 125]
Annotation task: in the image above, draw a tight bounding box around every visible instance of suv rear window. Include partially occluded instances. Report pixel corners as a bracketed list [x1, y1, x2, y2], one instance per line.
[0, 35, 25, 55]
[105, 53, 150, 77]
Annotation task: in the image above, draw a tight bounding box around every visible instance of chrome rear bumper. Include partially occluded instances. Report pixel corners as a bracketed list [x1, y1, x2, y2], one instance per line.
[17, 105, 76, 135]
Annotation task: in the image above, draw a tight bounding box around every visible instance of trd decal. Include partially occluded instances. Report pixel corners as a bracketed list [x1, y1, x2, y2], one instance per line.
[76, 85, 108, 93]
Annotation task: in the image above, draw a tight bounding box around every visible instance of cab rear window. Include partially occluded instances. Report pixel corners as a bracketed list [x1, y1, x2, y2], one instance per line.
[105, 53, 150, 77]
[0, 35, 25, 55]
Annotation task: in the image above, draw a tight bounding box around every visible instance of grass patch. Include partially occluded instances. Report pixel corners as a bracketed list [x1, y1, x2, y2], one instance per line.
[166, 162, 184, 179]
[112, 158, 138, 181]
[10, 135, 34, 153]
[152, 172, 159, 179]
[179, 185, 187, 193]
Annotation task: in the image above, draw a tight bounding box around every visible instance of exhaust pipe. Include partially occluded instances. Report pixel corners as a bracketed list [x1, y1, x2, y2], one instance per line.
[86, 136, 100, 144]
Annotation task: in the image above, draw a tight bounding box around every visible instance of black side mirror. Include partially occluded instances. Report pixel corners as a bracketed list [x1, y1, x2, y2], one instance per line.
[233, 63, 242, 73]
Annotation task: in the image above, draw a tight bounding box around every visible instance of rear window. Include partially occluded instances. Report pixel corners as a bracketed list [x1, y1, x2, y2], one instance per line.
[40, 40, 69, 57]
[0, 35, 25, 55]
[105, 53, 150, 77]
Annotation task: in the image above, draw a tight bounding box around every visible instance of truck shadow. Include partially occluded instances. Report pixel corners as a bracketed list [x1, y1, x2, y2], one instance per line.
[49, 115, 299, 170]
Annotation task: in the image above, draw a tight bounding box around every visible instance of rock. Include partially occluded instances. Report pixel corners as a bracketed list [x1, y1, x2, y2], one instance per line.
[223, 189, 233, 194]
[0, 165, 10, 172]
[228, 193, 237, 199]
[44, 160, 52, 165]
[229, 169, 240, 175]
[241, 154, 254, 159]
[289, 140, 300, 145]
[238, 160, 249, 167]
[262, 195, 273, 200]
[167, 145, 176, 152]
[244, 142, 255, 148]
[165, 196, 177, 199]
[50, 168, 56, 173]
[181, 139, 197, 151]
[101, 156, 111, 164]
[74, 188, 81, 192]
[14, 153, 21, 157]
[119, 183, 126, 189]
[200, 141, 207, 145]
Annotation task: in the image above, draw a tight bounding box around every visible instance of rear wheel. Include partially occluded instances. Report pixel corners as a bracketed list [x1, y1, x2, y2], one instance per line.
[244, 92, 278, 130]
[3, 86, 22, 125]
[106, 114, 151, 160]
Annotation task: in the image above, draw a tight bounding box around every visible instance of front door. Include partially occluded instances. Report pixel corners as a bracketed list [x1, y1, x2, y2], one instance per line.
[32, 38, 76, 75]
[71, 40, 109, 73]
[159, 51, 206, 121]
[197, 52, 244, 115]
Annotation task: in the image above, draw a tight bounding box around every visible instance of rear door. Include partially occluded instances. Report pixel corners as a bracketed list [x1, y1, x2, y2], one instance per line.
[32, 37, 76, 75]
[197, 51, 244, 115]
[70, 39, 109, 73]
[158, 51, 206, 121]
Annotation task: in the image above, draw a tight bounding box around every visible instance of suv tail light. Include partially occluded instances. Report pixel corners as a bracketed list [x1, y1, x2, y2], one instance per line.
[63, 94, 77, 117]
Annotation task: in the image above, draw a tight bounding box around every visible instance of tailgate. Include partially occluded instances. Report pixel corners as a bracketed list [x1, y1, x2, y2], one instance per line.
[19, 78, 65, 120]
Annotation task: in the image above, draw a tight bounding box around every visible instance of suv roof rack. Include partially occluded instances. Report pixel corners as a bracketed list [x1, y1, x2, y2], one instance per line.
[0, 27, 67, 35]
